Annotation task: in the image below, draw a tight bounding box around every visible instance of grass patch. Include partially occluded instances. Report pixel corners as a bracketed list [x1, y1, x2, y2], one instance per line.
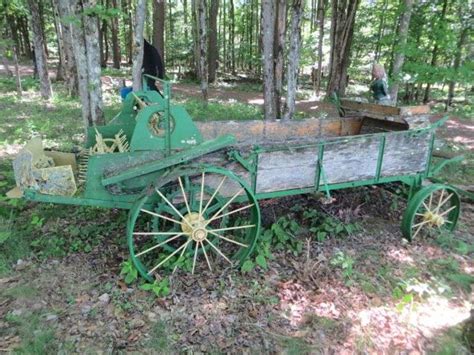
[4, 311, 58, 354]
[427, 258, 474, 293]
[146, 320, 172, 351]
[2, 284, 39, 299]
[179, 97, 263, 121]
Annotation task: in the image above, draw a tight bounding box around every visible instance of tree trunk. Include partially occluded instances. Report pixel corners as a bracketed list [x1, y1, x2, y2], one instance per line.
[447, 24, 469, 108]
[261, 0, 276, 120]
[195, 0, 208, 101]
[111, 0, 121, 69]
[273, 0, 286, 119]
[27, 0, 52, 99]
[326, 0, 359, 98]
[389, 0, 414, 105]
[56, 0, 78, 96]
[38, 0, 49, 58]
[315, 0, 325, 96]
[132, 0, 146, 91]
[153, 0, 165, 63]
[423, 0, 448, 104]
[374, 0, 388, 62]
[13, 45, 22, 98]
[18, 16, 32, 58]
[52, 0, 66, 81]
[229, 0, 235, 74]
[284, 0, 303, 120]
[0, 45, 13, 77]
[208, 0, 219, 83]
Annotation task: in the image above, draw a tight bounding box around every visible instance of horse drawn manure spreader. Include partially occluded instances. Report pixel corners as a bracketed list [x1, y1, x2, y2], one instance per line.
[9, 77, 463, 281]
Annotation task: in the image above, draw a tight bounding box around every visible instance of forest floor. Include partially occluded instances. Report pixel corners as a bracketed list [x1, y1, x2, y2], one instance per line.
[0, 69, 473, 353]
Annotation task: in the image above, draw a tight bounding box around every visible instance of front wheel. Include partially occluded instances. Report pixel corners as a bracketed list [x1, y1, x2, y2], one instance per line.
[127, 166, 261, 281]
[401, 184, 461, 241]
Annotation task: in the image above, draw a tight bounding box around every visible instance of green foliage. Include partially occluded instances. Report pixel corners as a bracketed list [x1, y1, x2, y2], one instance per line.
[303, 209, 360, 242]
[330, 251, 355, 284]
[180, 98, 263, 121]
[140, 279, 170, 297]
[120, 260, 138, 284]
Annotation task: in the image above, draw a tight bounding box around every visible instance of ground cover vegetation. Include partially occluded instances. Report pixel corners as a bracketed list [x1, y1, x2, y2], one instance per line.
[0, 0, 473, 353]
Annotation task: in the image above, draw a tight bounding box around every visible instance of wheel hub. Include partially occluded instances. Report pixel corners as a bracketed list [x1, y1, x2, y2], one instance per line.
[181, 212, 208, 241]
[423, 211, 445, 227]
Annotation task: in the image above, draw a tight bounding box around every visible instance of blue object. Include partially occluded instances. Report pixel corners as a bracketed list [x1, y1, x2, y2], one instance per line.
[120, 86, 133, 100]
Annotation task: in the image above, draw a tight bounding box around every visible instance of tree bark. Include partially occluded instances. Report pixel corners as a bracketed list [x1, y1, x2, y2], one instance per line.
[374, 0, 388, 62]
[326, 0, 360, 98]
[447, 22, 469, 108]
[261, 0, 276, 120]
[229, 0, 235, 74]
[423, 0, 448, 103]
[195, 0, 208, 101]
[153, 0, 165, 63]
[284, 0, 303, 120]
[111, 0, 121, 69]
[13, 45, 22, 97]
[208, 0, 219, 83]
[56, 0, 78, 96]
[274, 0, 286, 119]
[315, 0, 325, 96]
[27, 0, 52, 99]
[389, 0, 414, 104]
[132, 0, 146, 91]
[52, 0, 66, 81]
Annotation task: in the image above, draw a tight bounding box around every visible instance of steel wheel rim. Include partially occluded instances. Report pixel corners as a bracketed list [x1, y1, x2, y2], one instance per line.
[127, 166, 260, 281]
[402, 184, 460, 241]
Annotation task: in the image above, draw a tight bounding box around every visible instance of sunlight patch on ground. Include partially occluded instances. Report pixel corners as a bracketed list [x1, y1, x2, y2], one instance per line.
[386, 247, 415, 264]
[248, 98, 264, 105]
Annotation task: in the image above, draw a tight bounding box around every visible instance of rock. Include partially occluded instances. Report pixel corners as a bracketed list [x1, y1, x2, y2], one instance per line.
[130, 318, 145, 329]
[147, 312, 158, 323]
[80, 304, 92, 315]
[46, 314, 58, 322]
[98, 293, 110, 304]
[12, 309, 23, 316]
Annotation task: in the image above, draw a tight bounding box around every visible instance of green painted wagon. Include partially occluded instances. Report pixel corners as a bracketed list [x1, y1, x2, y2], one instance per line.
[10, 77, 463, 281]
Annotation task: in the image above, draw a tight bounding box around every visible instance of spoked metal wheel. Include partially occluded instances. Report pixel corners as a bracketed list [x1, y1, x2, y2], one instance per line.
[127, 166, 261, 281]
[401, 184, 461, 241]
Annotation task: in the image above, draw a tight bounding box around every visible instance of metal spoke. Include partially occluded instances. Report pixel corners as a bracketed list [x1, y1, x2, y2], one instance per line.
[206, 203, 254, 225]
[439, 204, 457, 217]
[435, 193, 453, 213]
[204, 238, 233, 265]
[178, 176, 192, 216]
[201, 176, 227, 216]
[205, 188, 245, 226]
[207, 230, 249, 248]
[434, 190, 445, 214]
[173, 239, 190, 273]
[136, 233, 185, 257]
[209, 224, 256, 233]
[155, 188, 192, 228]
[428, 192, 433, 210]
[199, 172, 205, 216]
[133, 231, 185, 236]
[412, 221, 427, 239]
[422, 201, 430, 212]
[412, 219, 431, 229]
[201, 240, 212, 271]
[141, 208, 183, 226]
[415, 213, 426, 217]
[148, 239, 191, 275]
[192, 241, 199, 274]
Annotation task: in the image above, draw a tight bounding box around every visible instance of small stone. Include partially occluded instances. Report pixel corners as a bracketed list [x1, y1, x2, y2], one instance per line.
[12, 309, 23, 316]
[16, 259, 24, 265]
[147, 312, 158, 323]
[46, 314, 58, 322]
[98, 293, 110, 304]
[81, 305, 92, 315]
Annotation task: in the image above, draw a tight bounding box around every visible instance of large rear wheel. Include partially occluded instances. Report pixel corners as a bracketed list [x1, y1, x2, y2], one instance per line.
[127, 166, 260, 281]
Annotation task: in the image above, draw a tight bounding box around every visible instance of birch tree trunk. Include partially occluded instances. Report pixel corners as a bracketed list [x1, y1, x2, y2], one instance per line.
[56, 0, 78, 96]
[132, 0, 146, 91]
[153, 0, 165, 63]
[315, 0, 325, 96]
[261, 0, 276, 120]
[195, 0, 208, 101]
[326, 0, 360, 98]
[389, 0, 414, 105]
[27, 0, 52, 99]
[284, 0, 303, 120]
[208, 0, 219, 83]
[274, 0, 286, 119]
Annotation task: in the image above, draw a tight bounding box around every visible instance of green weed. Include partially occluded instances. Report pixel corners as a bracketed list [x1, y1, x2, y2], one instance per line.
[330, 251, 355, 284]
[140, 278, 171, 297]
[179, 98, 263, 121]
[120, 259, 138, 284]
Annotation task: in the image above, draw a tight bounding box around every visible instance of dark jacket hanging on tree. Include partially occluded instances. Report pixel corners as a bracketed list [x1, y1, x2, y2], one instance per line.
[143, 39, 164, 91]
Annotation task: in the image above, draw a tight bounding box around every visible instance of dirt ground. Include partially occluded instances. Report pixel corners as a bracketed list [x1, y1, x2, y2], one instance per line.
[0, 66, 473, 353]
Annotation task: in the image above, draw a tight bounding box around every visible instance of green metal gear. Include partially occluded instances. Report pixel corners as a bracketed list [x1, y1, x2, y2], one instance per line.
[127, 166, 261, 281]
[401, 184, 461, 241]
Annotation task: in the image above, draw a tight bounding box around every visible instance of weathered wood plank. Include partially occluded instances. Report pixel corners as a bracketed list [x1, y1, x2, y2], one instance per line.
[341, 100, 400, 115]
